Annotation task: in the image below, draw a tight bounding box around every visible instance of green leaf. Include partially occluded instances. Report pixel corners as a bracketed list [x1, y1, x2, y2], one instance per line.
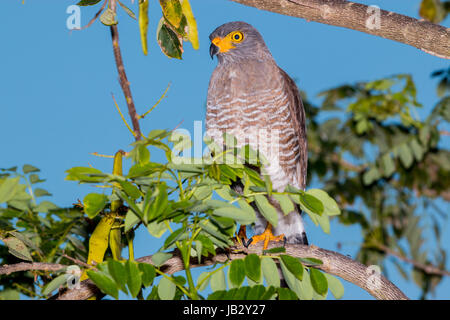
[263, 246, 286, 254]
[309, 268, 328, 296]
[159, 0, 183, 28]
[244, 254, 261, 283]
[157, 19, 182, 59]
[42, 274, 68, 296]
[152, 252, 173, 267]
[210, 269, 226, 292]
[363, 167, 381, 185]
[65, 167, 107, 183]
[124, 210, 140, 233]
[297, 268, 314, 300]
[145, 183, 169, 223]
[2, 236, 33, 261]
[213, 205, 255, 225]
[139, 263, 156, 287]
[158, 276, 176, 300]
[83, 193, 108, 219]
[381, 153, 395, 177]
[299, 193, 324, 216]
[324, 273, 344, 299]
[280, 255, 303, 281]
[195, 240, 203, 263]
[263, 174, 273, 197]
[118, 180, 141, 200]
[0, 177, 20, 203]
[261, 257, 280, 287]
[117, 191, 144, 219]
[127, 163, 161, 179]
[398, 143, 414, 168]
[298, 257, 323, 266]
[306, 189, 340, 216]
[35, 201, 59, 213]
[147, 220, 168, 238]
[272, 194, 295, 215]
[34, 188, 52, 197]
[87, 270, 119, 299]
[277, 287, 298, 300]
[107, 260, 128, 293]
[118, 0, 136, 19]
[77, 0, 102, 5]
[126, 260, 142, 298]
[100, 7, 118, 26]
[410, 139, 424, 162]
[254, 195, 278, 227]
[163, 227, 186, 249]
[29, 173, 45, 184]
[279, 259, 301, 299]
[0, 289, 20, 300]
[317, 213, 331, 234]
[229, 259, 245, 287]
[9, 231, 43, 256]
[197, 271, 210, 291]
[22, 164, 40, 174]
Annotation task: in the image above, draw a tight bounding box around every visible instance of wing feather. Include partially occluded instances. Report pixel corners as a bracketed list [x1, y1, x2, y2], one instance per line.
[278, 67, 308, 190]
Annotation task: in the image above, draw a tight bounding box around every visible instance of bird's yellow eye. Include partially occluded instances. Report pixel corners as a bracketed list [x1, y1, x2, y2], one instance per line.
[230, 31, 244, 43]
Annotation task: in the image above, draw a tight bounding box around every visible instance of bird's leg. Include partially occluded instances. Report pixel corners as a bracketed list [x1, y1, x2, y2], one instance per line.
[233, 225, 249, 247]
[248, 223, 285, 250]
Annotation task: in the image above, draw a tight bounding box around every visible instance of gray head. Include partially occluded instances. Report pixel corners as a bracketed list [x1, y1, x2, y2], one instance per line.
[209, 21, 272, 64]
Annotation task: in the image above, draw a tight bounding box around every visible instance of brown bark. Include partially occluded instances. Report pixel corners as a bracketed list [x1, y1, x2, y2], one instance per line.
[109, 0, 142, 140]
[229, 0, 450, 59]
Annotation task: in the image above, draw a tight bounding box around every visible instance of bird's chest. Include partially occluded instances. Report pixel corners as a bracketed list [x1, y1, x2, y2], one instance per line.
[206, 63, 286, 134]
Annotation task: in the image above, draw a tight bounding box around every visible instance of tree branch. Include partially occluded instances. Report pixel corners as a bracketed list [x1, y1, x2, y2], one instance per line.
[46, 242, 408, 300]
[0, 262, 66, 275]
[109, 0, 142, 141]
[229, 0, 450, 59]
[370, 243, 450, 277]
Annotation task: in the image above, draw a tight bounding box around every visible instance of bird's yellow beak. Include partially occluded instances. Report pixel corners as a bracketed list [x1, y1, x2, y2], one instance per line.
[210, 36, 235, 58]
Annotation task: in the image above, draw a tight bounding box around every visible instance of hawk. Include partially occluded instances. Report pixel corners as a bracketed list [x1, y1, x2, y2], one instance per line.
[206, 21, 308, 247]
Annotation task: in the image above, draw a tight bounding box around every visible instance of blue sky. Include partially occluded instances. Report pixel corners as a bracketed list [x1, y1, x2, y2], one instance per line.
[1, 0, 449, 299]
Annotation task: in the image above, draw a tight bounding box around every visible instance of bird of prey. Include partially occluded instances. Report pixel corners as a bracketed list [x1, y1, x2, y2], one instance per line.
[206, 21, 308, 247]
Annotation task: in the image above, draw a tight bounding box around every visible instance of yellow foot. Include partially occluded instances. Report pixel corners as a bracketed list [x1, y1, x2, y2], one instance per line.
[248, 223, 285, 250]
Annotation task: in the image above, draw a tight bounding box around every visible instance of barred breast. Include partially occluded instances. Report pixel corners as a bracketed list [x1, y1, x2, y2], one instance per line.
[206, 59, 303, 192]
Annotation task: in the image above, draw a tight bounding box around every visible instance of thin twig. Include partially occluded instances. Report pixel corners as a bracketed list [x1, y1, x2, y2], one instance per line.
[74, 0, 108, 31]
[90, 152, 115, 158]
[112, 93, 136, 137]
[61, 254, 95, 270]
[370, 243, 450, 277]
[139, 82, 171, 120]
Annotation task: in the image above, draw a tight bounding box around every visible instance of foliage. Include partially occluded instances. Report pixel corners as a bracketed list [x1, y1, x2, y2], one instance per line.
[0, 166, 89, 299]
[306, 72, 449, 298]
[1, 130, 341, 300]
[77, 0, 199, 58]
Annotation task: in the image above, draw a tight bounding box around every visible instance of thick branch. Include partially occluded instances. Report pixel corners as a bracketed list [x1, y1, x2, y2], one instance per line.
[49, 242, 408, 300]
[229, 0, 450, 59]
[109, 0, 142, 140]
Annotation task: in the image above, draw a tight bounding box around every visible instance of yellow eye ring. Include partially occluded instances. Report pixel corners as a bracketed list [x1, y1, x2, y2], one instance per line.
[230, 31, 244, 43]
